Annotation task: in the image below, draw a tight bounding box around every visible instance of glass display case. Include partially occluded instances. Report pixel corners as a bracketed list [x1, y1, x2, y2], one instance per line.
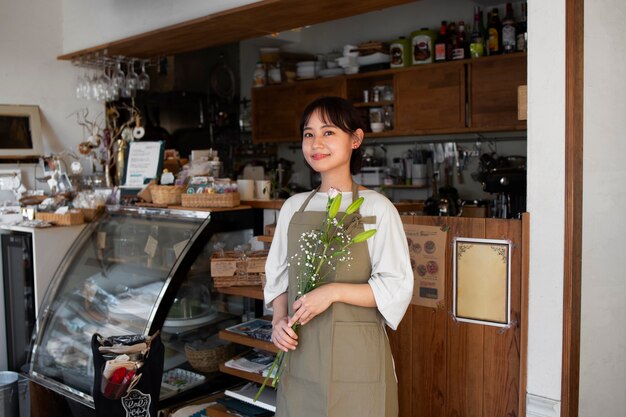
[27, 205, 257, 407]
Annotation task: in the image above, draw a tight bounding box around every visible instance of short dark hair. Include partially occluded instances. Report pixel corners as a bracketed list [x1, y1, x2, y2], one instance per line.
[300, 96, 364, 175]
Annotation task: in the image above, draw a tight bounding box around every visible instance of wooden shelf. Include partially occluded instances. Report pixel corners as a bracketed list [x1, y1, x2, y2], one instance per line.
[218, 363, 275, 386]
[219, 329, 279, 353]
[353, 100, 393, 108]
[215, 285, 264, 300]
[257, 235, 273, 243]
[384, 184, 429, 189]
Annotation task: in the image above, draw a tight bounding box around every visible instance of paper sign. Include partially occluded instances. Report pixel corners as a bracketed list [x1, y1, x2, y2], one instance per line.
[173, 239, 189, 259]
[97, 232, 107, 250]
[404, 224, 447, 308]
[124, 141, 163, 187]
[144, 235, 159, 258]
[453, 238, 511, 327]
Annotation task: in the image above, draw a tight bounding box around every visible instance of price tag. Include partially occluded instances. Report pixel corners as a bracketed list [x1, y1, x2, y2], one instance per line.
[173, 239, 189, 259]
[144, 235, 159, 258]
[97, 232, 107, 250]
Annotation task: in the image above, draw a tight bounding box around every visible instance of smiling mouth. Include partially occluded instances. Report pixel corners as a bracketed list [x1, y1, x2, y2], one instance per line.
[311, 154, 329, 161]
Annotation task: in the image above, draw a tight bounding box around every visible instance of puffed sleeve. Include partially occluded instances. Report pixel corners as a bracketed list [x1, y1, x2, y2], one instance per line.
[365, 196, 413, 330]
[263, 195, 300, 308]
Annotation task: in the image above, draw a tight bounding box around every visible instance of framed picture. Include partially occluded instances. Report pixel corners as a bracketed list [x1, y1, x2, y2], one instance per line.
[0, 105, 43, 158]
[453, 237, 511, 327]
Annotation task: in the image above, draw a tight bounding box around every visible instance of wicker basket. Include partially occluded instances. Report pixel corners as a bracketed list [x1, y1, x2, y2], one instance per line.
[151, 185, 184, 206]
[185, 341, 233, 373]
[181, 192, 240, 208]
[80, 206, 105, 222]
[36, 211, 85, 226]
[213, 274, 263, 288]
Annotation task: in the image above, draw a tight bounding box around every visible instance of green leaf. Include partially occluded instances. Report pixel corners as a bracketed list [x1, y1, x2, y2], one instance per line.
[328, 193, 342, 219]
[351, 229, 377, 243]
[345, 197, 364, 215]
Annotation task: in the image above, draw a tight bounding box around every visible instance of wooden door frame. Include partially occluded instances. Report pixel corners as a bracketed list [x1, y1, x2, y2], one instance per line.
[562, 0, 584, 415]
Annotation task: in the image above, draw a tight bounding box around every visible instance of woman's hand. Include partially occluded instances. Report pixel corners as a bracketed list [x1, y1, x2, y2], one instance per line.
[289, 285, 335, 327]
[271, 316, 298, 352]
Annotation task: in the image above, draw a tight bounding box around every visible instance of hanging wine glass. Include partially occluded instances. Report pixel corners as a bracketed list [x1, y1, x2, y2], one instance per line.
[112, 57, 126, 95]
[125, 59, 139, 97]
[138, 60, 150, 90]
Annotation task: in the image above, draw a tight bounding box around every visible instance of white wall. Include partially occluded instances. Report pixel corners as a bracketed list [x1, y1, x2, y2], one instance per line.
[0, 0, 101, 187]
[61, 0, 262, 54]
[525, 0, 566, 410]
[579, 0, 626, 415]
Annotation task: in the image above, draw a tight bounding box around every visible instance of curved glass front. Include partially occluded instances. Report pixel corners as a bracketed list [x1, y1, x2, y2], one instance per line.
[29, 207, 209, 404]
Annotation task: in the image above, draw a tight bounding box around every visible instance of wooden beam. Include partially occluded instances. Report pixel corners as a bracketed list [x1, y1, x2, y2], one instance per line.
[58, 0, 418, 60]
[561, 0, 584, 415]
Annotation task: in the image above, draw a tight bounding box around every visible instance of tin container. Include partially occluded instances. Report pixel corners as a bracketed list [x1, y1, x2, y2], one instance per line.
[410, 28, 436, 65]
[389, 37, 411, 68]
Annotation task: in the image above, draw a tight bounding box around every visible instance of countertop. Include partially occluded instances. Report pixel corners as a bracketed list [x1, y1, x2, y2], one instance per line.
[241, 199, 424, 213]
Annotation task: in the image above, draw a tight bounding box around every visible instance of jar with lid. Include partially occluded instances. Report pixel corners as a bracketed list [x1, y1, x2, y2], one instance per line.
[389, 37, 411, 68]
[252, 62, 266, 88]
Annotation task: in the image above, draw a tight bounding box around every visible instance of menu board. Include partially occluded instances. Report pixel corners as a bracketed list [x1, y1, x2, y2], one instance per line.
[404, 224, 447, 308]
[453, 237, 511, 327]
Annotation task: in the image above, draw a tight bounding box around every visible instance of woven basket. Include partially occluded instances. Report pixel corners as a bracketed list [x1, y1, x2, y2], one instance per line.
[213, 274, 263, 288]
[80, 206, 105, 222]
[181, 192, 240, 208]
[185, 342, 233, 373]
[151, 185, 184, 206]
[36, 211, 85, 226]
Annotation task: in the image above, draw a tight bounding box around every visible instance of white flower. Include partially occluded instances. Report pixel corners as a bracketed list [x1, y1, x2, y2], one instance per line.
[328, 187, 340, 199]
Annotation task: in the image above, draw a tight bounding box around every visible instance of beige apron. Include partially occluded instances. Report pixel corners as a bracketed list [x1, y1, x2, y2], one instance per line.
[275, 183, 398, 417]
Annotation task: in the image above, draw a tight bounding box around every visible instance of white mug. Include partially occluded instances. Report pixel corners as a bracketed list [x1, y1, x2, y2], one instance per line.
[236, 179, 255, 200]
[255, 180, 271, 200]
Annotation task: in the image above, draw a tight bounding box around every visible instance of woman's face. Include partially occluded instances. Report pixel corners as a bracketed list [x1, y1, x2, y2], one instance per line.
[302, 110, 361, 176]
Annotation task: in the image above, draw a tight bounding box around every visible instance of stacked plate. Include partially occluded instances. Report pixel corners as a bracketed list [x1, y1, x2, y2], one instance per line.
[296, 61, 322, 79]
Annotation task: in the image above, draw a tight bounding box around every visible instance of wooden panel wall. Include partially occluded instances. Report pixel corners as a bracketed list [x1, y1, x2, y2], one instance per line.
[388, 216, 526, 417]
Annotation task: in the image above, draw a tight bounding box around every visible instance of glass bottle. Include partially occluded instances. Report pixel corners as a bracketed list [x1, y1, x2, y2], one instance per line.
[488, 7, 502, 55]
[470, 7, 485, 58]
[453, 21, 468, 60]
[516, 1, 528, 52]
[446, 21, 457, 61]
[434, 21, 448, 62]
[502, 3, 516, 54]
[252, 62, 266, 88]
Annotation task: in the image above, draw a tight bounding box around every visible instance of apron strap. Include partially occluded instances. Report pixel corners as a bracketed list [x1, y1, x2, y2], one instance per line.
[298, 186, 320, 213]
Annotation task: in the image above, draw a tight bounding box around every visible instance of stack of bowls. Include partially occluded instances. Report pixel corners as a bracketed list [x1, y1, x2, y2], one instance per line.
[296, 61, 322, 80]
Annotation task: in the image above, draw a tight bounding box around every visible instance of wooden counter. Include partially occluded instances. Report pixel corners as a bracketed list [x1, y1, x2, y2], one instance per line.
[241, 199, 424, 213]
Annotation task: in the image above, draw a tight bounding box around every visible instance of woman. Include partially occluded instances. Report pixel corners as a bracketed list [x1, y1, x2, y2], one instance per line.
[264, 96, 413, 417]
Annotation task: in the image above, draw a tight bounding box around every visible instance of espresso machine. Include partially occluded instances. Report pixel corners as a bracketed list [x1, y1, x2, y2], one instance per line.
[478, 154, 527, 218]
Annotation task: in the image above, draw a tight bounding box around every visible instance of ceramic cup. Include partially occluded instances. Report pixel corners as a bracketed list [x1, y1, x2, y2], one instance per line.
[236, 179, 255, 200]
[370, 122, 385, 133]
[255, 180, 271, 200]
[411, 163, 428, 187]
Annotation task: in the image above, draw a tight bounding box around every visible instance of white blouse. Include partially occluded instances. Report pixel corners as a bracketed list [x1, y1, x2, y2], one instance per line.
[263, 189, 413, 330]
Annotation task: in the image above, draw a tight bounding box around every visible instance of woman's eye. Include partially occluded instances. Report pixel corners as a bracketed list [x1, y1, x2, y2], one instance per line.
[303, 132, 312, 139]
[323, 130, 334, 136]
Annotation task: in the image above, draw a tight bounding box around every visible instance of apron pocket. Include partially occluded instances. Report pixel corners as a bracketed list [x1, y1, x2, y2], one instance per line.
[331, 321, 382, 383]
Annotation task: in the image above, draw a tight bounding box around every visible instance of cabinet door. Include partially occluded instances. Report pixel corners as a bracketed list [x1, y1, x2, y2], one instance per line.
[469, 54, 527, 130]
[395, 63, 466, 133]
[295, 77, 347, 125]
[252, 84, 298, 143]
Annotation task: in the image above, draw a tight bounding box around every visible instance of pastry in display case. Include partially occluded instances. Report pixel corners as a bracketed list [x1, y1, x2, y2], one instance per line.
[27, 206, 257, 408]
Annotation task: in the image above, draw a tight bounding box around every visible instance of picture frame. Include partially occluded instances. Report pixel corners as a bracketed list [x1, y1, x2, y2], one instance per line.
[0, 104, 43, 158]
[452, 237, 512, 327]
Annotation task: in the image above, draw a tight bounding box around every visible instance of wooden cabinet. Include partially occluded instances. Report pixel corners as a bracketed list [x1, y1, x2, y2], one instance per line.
[469, 54, 527, 131]
[252, 54, 527, 142]
[252, 78, 346, 143]
[395, 62, 466, 134]
[252, 84, 298, 142]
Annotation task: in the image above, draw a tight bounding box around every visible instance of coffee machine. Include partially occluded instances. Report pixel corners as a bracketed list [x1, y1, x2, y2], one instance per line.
[478, 154, 527, 218]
